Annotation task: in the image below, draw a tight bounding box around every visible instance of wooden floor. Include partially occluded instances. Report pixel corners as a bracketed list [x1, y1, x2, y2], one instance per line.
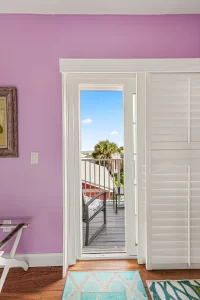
[1, 260, 200, 299]
[82, 202, 125, 253]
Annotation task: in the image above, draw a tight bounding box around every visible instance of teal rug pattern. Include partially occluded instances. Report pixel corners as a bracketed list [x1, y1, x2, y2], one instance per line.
[62, 271, 148, 299]
[81, 292, 126, 300]
[147, 280, 200, 300]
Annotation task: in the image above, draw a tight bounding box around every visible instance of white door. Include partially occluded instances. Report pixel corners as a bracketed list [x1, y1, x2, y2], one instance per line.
[62, 73, 138, 274]
[146, 72, 200, 270]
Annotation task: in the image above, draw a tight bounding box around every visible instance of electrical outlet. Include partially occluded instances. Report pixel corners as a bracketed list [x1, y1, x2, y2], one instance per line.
[3, 220, 11, 233]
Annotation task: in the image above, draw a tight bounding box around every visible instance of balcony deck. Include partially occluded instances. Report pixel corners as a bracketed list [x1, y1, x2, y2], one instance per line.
[82, 202, 125, 253]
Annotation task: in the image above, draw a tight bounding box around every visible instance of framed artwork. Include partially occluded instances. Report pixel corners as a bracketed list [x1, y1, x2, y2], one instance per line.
[0, 87, 18, 157]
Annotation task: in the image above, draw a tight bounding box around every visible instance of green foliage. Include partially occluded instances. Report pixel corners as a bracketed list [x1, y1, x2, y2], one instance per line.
[0, 125, 3, 134]
[92, 140, 120, 159]
[114, 159, 124, 187]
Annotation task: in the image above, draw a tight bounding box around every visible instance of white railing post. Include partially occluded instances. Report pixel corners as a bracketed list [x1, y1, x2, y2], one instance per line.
[85, 160, 86, 194]
[104, 161, 106, 196]
[99, 160, 101, 193]
[94, 161, 96, 196]
[117, 159, 121, 205]
[108, 159, 110, 200]
[89, 161, 92, 197]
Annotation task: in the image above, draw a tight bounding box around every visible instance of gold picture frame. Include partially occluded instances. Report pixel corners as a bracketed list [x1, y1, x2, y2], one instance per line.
[0, 87, 18, 157]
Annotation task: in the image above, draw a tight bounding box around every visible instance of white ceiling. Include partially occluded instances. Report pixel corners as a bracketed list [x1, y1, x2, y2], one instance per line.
[1, 0, 200, 15]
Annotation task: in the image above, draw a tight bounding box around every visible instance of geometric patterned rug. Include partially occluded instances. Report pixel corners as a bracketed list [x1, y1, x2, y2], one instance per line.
[147, 280, 200, 300]
[62, 271, 148, 299]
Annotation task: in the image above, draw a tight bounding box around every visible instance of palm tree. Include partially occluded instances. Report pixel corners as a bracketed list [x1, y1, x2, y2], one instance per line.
[92, 140, 124, 191]
[92, 140, 123, 181]
[92, 140, 120, 160]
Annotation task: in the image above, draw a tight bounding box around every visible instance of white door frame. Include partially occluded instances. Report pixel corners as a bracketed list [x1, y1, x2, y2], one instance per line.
[60, 58, 200, 277]
[61, 73, 137, 276]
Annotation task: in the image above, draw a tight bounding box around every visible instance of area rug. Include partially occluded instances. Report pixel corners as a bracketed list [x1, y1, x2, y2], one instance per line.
[62, 271, 148, 299]
[147, 280, 200, 300]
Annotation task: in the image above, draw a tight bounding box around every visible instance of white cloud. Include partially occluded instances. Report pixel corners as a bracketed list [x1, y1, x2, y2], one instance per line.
[82, 118, 92, 124]
[110, 130, 119, 135]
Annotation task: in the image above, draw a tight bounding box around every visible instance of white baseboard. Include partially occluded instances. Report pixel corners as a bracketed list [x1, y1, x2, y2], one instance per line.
[2, 253, 63, 267]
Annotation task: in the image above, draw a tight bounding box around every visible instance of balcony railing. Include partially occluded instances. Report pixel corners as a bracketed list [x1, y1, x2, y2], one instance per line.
[81, 158, 123, 200]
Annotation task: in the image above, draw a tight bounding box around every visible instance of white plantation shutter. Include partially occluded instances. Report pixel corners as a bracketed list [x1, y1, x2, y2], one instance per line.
[146, 73, 200, 270]
[150, 73, 200, 149]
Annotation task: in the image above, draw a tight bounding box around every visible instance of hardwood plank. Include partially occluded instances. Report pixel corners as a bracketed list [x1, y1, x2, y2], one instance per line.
[40, 296, 62, 300]
[0, 293, 40, 300]
[0, 260, 200, 299]
[39, 290, 63, 300]
[0, 270, 63, 293]
[69, 260, 143, 271]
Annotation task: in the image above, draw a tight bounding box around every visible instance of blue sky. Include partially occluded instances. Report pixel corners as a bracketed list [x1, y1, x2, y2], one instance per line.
[81, 91, 123, 151]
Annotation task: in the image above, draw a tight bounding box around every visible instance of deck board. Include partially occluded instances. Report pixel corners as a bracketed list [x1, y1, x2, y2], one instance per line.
[82, 202, 125, 253]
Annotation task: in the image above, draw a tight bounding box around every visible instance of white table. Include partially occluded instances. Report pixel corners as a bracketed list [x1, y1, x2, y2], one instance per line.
[0, 223, 29, 292]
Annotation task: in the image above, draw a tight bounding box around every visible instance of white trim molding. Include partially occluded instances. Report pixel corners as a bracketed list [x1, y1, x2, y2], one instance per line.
[1, 253, 63, 268]
[59, 59, 200, 74]
[2, 0, 200, 15]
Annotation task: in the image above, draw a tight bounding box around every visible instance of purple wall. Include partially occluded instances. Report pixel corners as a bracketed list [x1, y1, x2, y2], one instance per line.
[0, 14, 200, 254]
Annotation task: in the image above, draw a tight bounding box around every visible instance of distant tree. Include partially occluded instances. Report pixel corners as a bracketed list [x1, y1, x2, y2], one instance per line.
[92, 140, 120, 160]
[114, 153, 124, 187]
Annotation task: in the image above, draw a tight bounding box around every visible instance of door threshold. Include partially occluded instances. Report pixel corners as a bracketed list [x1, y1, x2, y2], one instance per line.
[80, 253, 137, 260]
[82, 249, 126, 254]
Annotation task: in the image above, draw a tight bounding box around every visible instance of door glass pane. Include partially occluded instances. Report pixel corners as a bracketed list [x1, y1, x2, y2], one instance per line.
[80, 90, 125, 254]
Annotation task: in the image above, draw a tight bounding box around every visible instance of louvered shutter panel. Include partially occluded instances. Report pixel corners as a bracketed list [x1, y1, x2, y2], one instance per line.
[146, 73, 200, 270]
